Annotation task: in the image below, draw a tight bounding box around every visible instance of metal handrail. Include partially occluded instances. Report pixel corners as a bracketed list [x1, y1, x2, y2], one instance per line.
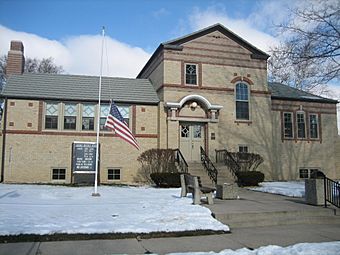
[324, 176, 340, 208]
[200, 146, 218, 184]
[215, 149, 240, 179]
[173, 149, 188, 173]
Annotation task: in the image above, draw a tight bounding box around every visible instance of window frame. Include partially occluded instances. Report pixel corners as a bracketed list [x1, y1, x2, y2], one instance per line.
[51, 168, 66, 181]
[81, 104, 95, 131]
[63, 103, 78, 130]
[107, 168, 121, 181]
[299, 168, 309, 179]
[296, 111, 306, 139]
[238, 145, 248, 153]
[235, 82, 250, 120]
[309, 113, 319, 139]
[185, 63, 198, 86]
[283, 112, 294, 139]
[44, 102, 59, 130]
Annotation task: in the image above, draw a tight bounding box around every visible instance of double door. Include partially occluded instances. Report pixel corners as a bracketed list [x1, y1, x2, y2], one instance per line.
[180, 123, 205, 162]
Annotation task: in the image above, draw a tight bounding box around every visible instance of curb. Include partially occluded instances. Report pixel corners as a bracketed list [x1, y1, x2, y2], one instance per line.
[0, 230, 230, 243]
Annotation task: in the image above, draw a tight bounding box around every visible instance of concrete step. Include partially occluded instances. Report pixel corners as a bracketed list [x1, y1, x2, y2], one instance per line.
[212, 208, 340, 228]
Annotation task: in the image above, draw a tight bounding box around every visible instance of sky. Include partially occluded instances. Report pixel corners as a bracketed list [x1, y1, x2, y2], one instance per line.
[0, 0, 339, 97]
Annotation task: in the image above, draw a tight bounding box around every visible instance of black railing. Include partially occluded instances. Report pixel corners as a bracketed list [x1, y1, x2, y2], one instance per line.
[324, 176, 340, 208]
[200, 146, 218, 184]
[215, 149, 240, 179]
[174, 149, 188, 173]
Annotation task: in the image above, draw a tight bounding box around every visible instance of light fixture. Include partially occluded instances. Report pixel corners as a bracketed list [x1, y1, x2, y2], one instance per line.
[190, 102, 198, 108]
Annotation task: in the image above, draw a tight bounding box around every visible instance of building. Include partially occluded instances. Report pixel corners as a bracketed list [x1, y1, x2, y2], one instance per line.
[1, 24, 339, 184]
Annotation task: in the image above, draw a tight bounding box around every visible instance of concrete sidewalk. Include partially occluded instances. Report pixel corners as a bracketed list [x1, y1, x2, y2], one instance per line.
[1, 189, 340, 255]
[1, 224, 340, 255]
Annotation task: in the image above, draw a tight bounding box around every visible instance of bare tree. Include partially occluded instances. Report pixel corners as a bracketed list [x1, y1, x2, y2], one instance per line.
[0, 55, 64, 91]
[269, 0, 339, 94]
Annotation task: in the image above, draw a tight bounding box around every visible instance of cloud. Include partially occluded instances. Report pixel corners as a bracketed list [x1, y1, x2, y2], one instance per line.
[0, 25, 150, 78]
[188, 6, 279, 53]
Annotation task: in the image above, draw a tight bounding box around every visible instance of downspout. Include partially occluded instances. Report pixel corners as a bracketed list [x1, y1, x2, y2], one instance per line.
[1, 98, 7, 182]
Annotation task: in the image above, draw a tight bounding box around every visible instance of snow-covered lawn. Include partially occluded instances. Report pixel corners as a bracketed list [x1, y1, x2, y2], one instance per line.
[248, 181, 305, 197]
[0, 184, 228, 236]
[168, 241, 340, 255]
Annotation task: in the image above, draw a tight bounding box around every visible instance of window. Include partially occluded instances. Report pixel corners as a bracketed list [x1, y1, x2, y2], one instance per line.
[185, 64, 197, 85]
[100, 104, 110, 131]
[235, 83, 249, 120]
[82, 104, 95, 130]
[239, 145, 248, 153]
[296, 112, 306, 138]
[283, 112, 293, 138]
[299, 168, 309, 179]
[309, 114, 319, 139]
[52, 168, 66, 180]
[108, 169, 121, 180]
[45, 102, 58, 129]
[118, 106, 130, 126]
[64, 103, 77, 130]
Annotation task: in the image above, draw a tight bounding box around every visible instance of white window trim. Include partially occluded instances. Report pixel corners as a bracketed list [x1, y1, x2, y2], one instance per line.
[296, 111, 307, 139]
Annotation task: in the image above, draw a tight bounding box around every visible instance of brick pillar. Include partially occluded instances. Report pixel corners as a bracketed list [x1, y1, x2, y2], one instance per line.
[6, 41, 25, 75]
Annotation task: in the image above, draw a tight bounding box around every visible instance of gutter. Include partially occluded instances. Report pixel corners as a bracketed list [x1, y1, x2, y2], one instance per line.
[1, 98, 7, 182]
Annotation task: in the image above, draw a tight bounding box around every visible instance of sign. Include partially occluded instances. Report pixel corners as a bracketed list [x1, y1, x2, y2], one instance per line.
[72, 142, 97, 173]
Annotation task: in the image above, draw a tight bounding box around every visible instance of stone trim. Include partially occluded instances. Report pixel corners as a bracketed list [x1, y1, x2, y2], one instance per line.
[230, 76, 254, 85]
[164, 57, 267, 70]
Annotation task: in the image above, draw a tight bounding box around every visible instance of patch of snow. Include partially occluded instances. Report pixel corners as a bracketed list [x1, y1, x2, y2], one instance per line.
[167, 241, 340, 255]
[0, 184, 229, 236]
[248, 181, 305, 197]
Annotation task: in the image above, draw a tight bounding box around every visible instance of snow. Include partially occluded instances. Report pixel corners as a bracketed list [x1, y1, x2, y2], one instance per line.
[248, 181, 305, 197]
[168, 241, 340, 255]
[0, 184, 229, 236]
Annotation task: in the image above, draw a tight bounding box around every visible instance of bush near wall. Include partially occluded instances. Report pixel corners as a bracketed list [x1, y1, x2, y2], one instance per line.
[236, 171, 265, 187]
[150, 173, 182, 188]
[137, 149, 180, 187]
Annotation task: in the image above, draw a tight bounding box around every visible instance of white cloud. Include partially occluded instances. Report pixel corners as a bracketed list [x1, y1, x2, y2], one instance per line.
[0, 25, 150, 78]
[188, 6, 279, 53]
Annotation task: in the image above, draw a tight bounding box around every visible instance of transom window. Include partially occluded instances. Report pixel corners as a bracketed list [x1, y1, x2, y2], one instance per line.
[185, 64, 197, 85]
[45, 102, 58, 129]
[64, 103, 77, 130]
[82, 104, 95, 131]
[108, 169, 121, 180]
[283, 112, 293, 138]
[296, 112, 306, 138]
[52, 168, 66, 180]
[235, 83, 249, 120]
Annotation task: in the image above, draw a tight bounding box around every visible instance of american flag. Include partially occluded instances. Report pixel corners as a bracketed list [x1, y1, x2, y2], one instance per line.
[105, 102, 140, 150]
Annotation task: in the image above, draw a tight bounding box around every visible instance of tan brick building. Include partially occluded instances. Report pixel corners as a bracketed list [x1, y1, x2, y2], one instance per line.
[1, 24, 339, 184]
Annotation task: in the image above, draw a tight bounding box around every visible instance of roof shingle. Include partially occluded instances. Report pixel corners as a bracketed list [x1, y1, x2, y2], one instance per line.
[1, 73, 159, 104]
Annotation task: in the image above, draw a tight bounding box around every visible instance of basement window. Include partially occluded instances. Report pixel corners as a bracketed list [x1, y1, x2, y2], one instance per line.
[52, 168, 66, 180]
[108, 169, 121, 180]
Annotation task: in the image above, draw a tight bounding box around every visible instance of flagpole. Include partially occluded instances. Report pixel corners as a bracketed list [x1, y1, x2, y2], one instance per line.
[92, 26, 105, 197]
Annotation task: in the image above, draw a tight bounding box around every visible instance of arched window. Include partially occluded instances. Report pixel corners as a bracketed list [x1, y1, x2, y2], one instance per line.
[235, 83, 249, 120]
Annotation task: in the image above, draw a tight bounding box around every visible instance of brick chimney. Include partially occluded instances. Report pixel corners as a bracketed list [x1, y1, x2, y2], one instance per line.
[6, 40, 25, 75]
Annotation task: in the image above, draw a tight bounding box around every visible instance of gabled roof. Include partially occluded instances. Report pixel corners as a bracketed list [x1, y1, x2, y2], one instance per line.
[1, 73, 159, 104]
[137, 23, 270, 78]
[268, 82, 338, 104]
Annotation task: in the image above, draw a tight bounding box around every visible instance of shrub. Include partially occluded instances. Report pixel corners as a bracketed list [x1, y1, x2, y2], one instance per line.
[236, 171, 265, 187]
[137, 149, 177, 184]
[150, 172, 181, 188]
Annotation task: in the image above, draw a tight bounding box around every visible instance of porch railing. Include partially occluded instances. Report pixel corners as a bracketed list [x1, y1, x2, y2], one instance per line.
[215, 149, 240, 180]
[200, 146, 218, 184]
[173, 149, 188, 173]
[324, 176, 340, 208]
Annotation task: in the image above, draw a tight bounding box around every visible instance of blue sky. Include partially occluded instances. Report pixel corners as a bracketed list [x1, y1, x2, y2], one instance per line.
[1, 0, 271, 52]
